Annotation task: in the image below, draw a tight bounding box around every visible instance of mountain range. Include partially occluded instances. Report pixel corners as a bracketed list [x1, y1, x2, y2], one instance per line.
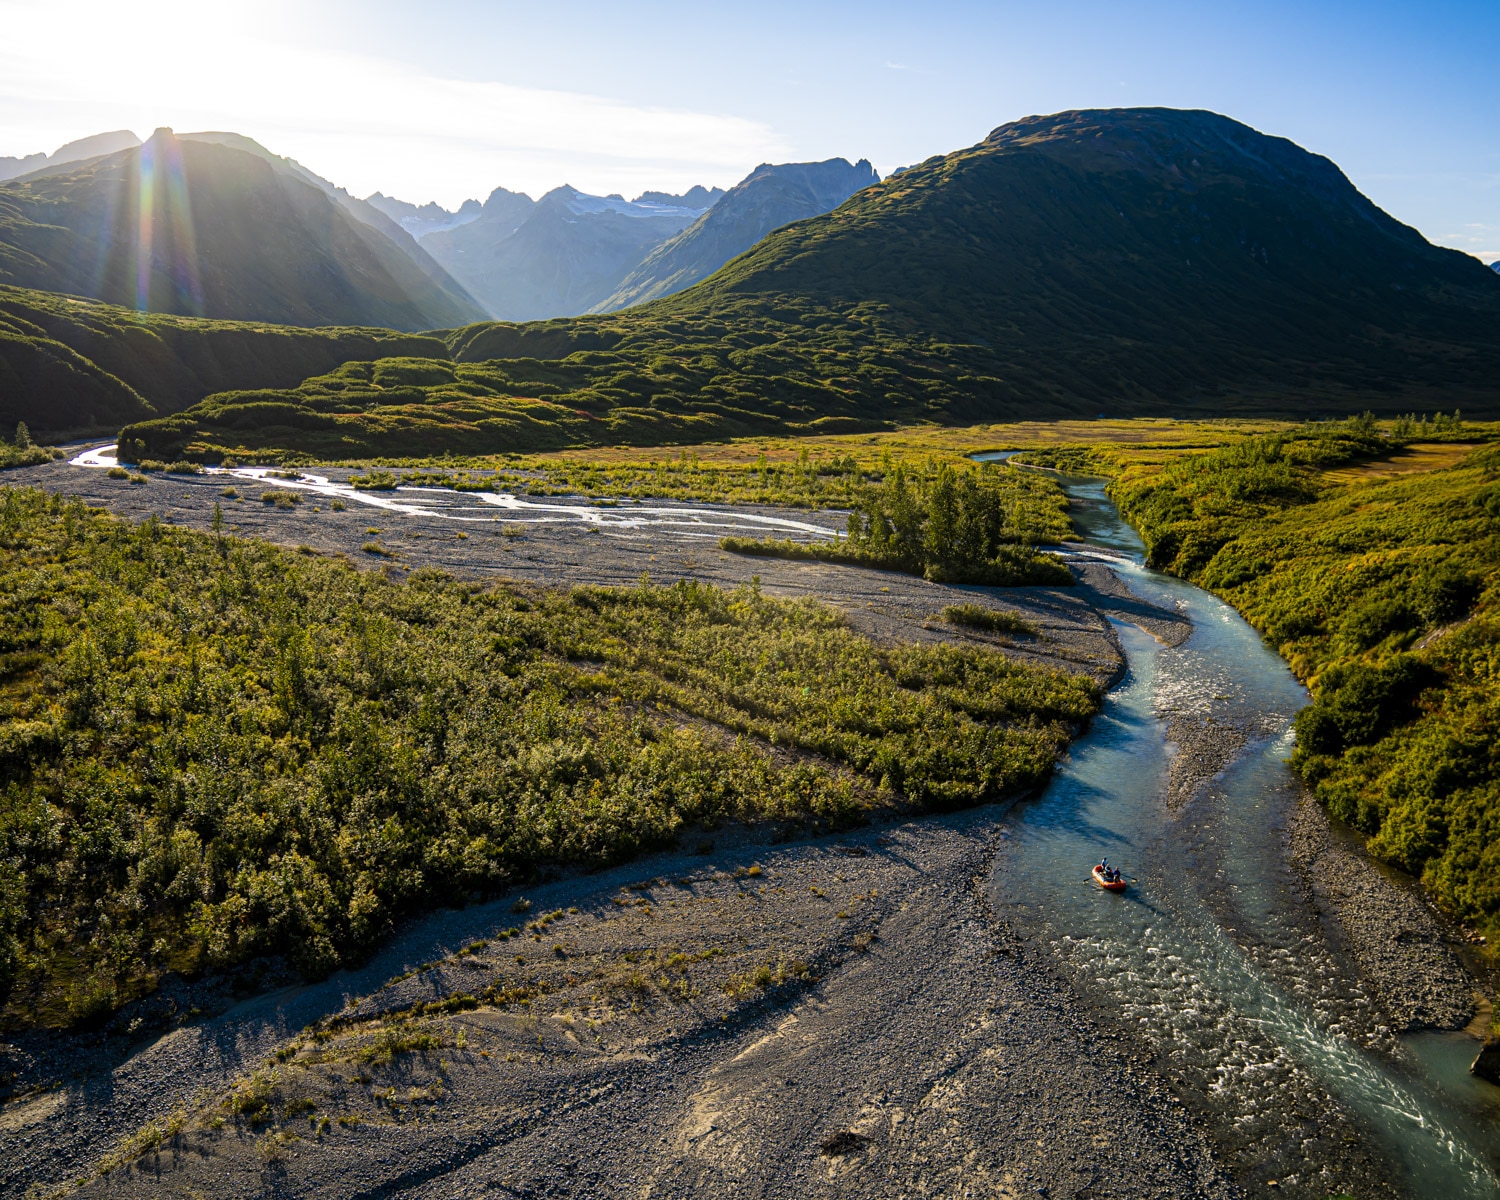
[116, 107, 1499, 462]
[0, 130, 142, 183]
[0, 128, 485, 330]
[594, 158, 877, 312]
[419, 186, 707, 320]
[365, 192, 483, 239]
[0, 123, 882, 337]
[1, 107, 1495, 448]
[371, 165, 865, 322]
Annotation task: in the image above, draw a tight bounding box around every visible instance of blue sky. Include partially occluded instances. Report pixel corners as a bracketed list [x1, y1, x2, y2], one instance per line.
[2, 0, 1496, 258]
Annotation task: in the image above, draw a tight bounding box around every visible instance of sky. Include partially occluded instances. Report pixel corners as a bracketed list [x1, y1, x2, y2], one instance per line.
[0, 0, 1495, 260]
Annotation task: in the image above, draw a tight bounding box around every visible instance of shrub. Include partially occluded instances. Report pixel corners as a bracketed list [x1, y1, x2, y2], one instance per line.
[941, 603, 1038, 635]
[0, 489, 1097, 1026]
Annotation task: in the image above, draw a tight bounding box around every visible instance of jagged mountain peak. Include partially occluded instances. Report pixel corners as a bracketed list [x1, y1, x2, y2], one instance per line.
[593, 156, 879, 312]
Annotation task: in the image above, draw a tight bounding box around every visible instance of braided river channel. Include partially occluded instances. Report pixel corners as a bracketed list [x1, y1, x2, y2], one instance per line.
[987, 464, 1500, 1197]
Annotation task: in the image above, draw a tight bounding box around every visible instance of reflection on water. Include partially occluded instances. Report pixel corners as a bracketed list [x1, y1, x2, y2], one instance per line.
[985, 458, 1500, 1197]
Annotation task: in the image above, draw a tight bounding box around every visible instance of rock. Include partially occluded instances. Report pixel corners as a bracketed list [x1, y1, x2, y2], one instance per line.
[818, 1130, 870, 1156]
[1470, 1037, 1500, 1084]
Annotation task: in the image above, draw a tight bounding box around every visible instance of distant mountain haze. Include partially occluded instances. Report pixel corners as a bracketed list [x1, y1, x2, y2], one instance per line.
[422, 185, 709, 320]
[0, 130, 142, 183]
[595, 157, 879, 312]
[365, 192, 485, 239]
[634, 185, 726, 209]
[0, 128, 485, 330]
[170, 130, 485, 324]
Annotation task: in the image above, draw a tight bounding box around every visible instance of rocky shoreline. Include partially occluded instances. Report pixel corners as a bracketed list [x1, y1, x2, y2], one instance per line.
[1288, 795, 1481, 1035]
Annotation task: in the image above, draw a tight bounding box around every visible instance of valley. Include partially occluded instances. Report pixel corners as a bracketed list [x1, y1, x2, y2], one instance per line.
[0, 73, 1497, 1199]
[3, 436, 1495, 1198]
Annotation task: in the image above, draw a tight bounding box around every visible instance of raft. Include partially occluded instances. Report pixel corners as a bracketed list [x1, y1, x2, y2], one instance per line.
[1092, 865, 1127, 892]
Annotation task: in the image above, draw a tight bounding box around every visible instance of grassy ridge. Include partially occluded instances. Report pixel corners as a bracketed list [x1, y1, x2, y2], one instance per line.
[0, 489, 1099, 1028]
[117, 300, 979, 462]
[1098, 419, 1500, 941]
[0, 284, 444, 437]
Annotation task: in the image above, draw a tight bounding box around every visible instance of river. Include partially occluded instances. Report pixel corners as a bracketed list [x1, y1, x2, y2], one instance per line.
[987, 463, 1500, 1196]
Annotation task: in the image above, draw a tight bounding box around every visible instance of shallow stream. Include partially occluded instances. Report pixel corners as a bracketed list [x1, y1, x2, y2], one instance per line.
[69, 444, 839, 540]
[988, 465, 1500, 1196]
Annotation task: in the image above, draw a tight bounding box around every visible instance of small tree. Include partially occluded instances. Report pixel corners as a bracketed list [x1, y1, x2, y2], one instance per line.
[14, 423, 31, 449]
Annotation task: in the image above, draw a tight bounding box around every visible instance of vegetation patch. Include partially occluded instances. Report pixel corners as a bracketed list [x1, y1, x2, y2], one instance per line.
[0, 424, 61, 470]
[718, 460, 1073, 585]
[941, 604, 1038, 636]
[0, 488, 1098, 1027]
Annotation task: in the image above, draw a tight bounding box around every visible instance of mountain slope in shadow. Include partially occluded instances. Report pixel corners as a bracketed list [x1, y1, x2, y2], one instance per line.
[0, 129, 485, 331]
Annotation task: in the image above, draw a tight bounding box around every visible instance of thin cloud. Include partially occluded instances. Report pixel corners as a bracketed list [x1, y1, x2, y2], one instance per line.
[0, 0, 788, 204]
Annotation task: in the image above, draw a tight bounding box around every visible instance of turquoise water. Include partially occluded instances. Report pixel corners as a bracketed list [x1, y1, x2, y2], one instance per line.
[981, 458, 1500, 1197]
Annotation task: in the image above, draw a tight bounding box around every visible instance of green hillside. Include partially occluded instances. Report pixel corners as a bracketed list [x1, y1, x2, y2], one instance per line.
[0, 285, 443, 436]
[0, 129, 484, 332]
[116, 107, 1500, 463]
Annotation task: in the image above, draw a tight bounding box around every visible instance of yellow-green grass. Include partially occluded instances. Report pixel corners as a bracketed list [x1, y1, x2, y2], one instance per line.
[0, 487, 1098, 1029]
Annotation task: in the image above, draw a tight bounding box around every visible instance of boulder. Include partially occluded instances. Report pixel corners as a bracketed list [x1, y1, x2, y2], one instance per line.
[1470, 1036, 1500, 1084]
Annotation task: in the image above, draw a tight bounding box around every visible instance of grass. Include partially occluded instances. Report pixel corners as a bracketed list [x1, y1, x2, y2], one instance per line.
[0, 487, 1099, 1028]
[941, 604, 1038, 636]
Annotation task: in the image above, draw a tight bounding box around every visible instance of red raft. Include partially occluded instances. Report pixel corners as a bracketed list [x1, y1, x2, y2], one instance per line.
[1092, 865, 1127, 892]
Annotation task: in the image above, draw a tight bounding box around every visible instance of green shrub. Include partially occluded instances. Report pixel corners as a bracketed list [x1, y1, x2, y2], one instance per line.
[0, 488, 1098, 1027]
[941, 604, 1037, 635]
[1115, 433, 1500, 940]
